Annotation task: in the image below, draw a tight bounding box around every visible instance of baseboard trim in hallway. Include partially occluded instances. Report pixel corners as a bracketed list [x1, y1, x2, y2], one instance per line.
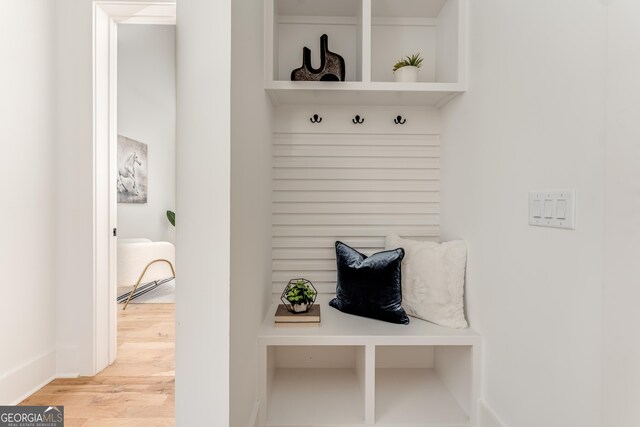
[56, 344, 81, 378]
[19, 304, 175, 426]
[0, 349, 56, 405]
[479, 399, 507, 427]
[249, 400, 260, 427]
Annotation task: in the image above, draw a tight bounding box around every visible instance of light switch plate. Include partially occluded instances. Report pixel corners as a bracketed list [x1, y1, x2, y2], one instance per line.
[529, 190, 575, 230]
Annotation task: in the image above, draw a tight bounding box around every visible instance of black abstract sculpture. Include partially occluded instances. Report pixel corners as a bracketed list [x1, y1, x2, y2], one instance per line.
[291, 34, 346, 82]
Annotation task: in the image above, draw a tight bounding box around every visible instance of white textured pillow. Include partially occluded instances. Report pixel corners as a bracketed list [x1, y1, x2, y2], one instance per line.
[385, 233, 468, 328]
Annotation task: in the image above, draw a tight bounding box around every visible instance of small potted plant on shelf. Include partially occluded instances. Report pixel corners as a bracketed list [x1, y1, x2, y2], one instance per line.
[393, 53, 423, 83]
[281, 278, 317, 313]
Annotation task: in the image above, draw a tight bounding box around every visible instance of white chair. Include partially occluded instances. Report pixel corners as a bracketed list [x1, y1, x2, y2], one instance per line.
[117, 238, 176, 309]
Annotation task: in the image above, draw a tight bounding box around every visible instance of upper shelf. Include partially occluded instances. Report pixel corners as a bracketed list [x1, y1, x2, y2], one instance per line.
[265, 0, 468, 107]
[265, 81, 465, 107]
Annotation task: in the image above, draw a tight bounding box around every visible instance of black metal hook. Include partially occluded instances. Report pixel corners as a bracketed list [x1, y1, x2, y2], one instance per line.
[310, 114, 322, 124]
[352, 115, 365, 124]
[394, 115, 407, 125]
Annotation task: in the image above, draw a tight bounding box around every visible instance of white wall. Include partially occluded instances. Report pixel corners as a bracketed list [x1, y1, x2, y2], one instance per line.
[439, 1, 606, 426]
[229, 0, 274, 425]
[56, 0, 97, 376]
[0, 0, 57, 404]
[270, 106, 441, 295]
[603, 1, 640, 425]
[175, 0, 232, 425]
[117, 24, 176, 244]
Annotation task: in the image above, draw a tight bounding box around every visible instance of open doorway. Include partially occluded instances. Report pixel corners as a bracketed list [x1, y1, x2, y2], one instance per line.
[91, 1, 177, 374]
[112, 21, 176, 419]
[115, 23, 176, 310]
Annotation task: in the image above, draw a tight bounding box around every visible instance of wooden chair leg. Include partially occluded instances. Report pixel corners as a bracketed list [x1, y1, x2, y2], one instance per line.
[122, 259, 176, 310]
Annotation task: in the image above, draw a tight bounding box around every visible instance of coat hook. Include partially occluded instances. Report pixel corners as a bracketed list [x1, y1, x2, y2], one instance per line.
[310, 114, 322, 124]
[352, 115, 365, 124]
[394, 115, 407, 125]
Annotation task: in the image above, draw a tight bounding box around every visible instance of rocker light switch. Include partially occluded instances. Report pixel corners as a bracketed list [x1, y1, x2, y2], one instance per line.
[529, 190, 575, 230]
[532, 200, 542, 218]
[543, 200, 554, 218]
[556, 200, 567, 219]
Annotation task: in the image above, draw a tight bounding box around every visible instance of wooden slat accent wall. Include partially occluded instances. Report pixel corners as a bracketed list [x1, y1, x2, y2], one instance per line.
[272, 106, 441, 294]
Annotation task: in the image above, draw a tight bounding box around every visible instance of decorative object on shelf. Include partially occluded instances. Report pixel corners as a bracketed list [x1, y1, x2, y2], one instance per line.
[274, 303, 320, 325]
[281, 278, 318, 314]
[166, 210, 175, 226]
[291, 34, 346, 82]
[330, 241, 409, 325]
[394, 115, 407, 125]
[385, 233, 468, 328]
[393, 53, 423, 83]
[352, 115, 365, 124]
[309, 114, 322, 124]
[117, 135, 148, 204]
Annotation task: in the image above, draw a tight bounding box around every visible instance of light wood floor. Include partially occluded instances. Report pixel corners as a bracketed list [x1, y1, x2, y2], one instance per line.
[20, 304, 175, 427]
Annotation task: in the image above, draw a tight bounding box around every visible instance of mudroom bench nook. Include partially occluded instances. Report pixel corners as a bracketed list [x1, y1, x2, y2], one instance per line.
[257, 298, 481, 427]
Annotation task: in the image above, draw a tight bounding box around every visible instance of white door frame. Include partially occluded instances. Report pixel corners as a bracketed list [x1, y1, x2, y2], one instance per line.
[92, 1, 176, 373]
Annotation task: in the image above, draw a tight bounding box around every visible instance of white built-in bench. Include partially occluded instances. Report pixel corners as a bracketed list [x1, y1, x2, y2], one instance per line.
[257, 297, 481, 427]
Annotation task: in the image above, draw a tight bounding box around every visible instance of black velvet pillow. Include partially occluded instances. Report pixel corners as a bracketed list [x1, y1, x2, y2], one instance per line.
[329, 241, 409, 325]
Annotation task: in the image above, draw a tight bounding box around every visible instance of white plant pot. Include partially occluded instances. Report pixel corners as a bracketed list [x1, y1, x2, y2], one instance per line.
[292, 303, 308, 313]
[394, 66, 419, 83]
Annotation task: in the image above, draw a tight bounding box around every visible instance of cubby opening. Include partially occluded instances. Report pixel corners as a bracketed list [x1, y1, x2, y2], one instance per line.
[375, 345, 472, 425]
[265, 0, 467, 105]
[371, 0, 461, 83]
[266, 345, 366, 426]
[271, 0, 363, 82]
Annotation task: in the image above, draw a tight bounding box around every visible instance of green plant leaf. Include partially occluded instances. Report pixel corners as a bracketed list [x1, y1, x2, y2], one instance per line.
[406, 53, 423, 68]
[285, 280, 317, 304]
[393, 59, 408, 72]
[166, 210, 176, 227]
[393, 53, 423, 71]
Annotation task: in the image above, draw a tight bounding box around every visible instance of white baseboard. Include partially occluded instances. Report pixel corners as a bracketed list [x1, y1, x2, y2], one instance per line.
[479, 399, 507, 427]
[55, 373, 80, 379]
[55, 345, 80, 376]
[248, 400, 260, 427]
[0, 350, 56, 405]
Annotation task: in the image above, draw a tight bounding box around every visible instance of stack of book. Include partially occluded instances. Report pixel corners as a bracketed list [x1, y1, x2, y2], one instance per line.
[274, 304, 321, 326]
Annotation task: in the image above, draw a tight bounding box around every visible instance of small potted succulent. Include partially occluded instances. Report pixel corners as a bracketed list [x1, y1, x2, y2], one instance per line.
[281, 279, 317, 313]
[393, 53, 423, 83]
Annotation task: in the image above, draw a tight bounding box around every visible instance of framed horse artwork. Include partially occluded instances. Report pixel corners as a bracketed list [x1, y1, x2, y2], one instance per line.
[117, 135, 148, 203]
